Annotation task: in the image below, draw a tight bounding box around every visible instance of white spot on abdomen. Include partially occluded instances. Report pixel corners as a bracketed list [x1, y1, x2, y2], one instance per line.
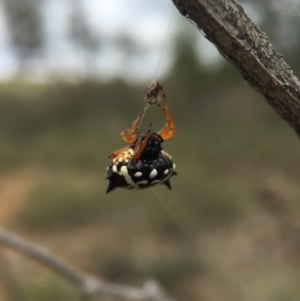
[120, 166, 135, 186]
[136, 180, 148, 185]
[151, 180, 161, 184]
[149, 169, 157, 178]
[134, 172, 142, 177]
[112, 165, 117, 173]
[164, 169, 169, 175]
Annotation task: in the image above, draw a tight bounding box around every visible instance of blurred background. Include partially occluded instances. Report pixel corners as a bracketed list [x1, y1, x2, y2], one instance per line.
[1, 0, 300, 300]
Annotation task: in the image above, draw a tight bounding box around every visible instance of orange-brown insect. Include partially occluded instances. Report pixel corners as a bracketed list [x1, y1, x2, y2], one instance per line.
[106, 81, 177, 194]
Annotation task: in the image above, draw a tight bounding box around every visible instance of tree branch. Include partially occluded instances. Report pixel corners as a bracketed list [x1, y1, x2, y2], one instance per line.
[0, 228, 177, 301]
[172, 0, 300, 137]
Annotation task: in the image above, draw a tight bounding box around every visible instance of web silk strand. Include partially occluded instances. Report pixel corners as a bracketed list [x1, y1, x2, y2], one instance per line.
[138, 2, 177, 131]
[154, 3, 176, 80]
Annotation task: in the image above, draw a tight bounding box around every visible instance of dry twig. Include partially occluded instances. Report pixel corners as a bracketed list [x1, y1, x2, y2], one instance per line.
[172, 0, 300, 137]
[0, 228, 177, 301]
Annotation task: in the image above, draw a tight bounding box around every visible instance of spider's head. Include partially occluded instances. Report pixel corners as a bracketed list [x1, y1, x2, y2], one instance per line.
[135, 132, 163, 158]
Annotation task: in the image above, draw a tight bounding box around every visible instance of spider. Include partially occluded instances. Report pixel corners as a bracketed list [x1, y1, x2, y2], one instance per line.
[106, 82, 177, 194]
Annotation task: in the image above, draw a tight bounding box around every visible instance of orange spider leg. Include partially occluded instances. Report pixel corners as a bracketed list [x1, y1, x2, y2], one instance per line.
[133, 123, 152, 159]
[157, 90, 176, 140]
[108, 145, 131, 159]
[120, 109, 145, 143]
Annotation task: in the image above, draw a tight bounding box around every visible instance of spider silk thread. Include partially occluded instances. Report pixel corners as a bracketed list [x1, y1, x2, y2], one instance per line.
[137, 1, 177, 131]
[153, 1, 177, 80]
[152, 188, 193, 242]
[150, 2, 197, 241]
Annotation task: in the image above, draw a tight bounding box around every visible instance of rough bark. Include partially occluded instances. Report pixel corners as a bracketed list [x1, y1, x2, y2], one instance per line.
[172, 0, 300, 137]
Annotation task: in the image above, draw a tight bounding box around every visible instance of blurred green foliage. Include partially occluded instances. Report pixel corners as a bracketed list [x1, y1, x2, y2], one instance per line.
[22, 278, 79, 301]
[16, 172, 104, 230]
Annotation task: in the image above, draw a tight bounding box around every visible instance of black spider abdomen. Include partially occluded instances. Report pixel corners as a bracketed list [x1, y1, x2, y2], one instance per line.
[106, 150, 176, 193]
